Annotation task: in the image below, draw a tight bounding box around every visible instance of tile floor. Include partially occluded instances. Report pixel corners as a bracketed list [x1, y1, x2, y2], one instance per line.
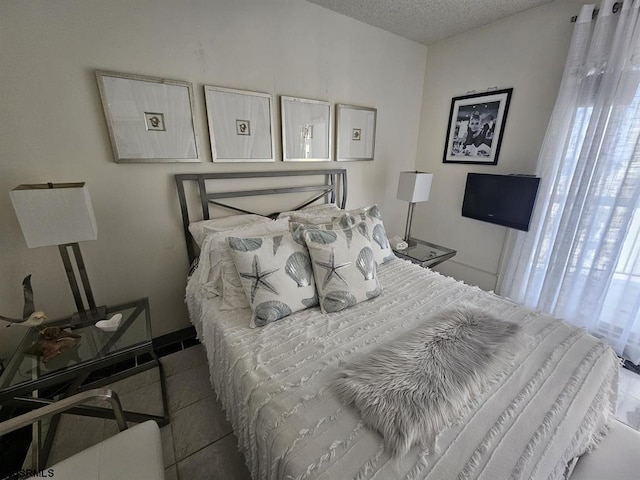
[43, 344, 251, 480]
[32, 345, 640, 480]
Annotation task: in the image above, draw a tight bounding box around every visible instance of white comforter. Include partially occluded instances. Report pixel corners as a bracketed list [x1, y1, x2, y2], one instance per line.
[186, 259, 618, 480]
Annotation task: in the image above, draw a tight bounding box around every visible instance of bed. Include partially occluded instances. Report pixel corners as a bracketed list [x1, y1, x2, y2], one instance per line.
[176, 169, 619, 480]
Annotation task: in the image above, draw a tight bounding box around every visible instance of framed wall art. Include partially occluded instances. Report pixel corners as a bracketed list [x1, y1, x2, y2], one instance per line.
[281, 96, 332, 162]
[204, 86, 275, 162]
[95, 70, 200, 163]
[442, 88, 513, 165]
[336, 104, 377, 161]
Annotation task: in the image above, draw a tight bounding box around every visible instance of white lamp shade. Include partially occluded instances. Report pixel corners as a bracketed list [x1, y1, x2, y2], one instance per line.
[397, 172, 433, 203]
[10, 183, 98, 248]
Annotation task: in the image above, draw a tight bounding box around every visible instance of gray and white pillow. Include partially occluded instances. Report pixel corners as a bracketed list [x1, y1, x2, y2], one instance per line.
[226, 231, 318, 327]
[196, 217, 289, 298]
[303, 222, 382, 314]
[334, 205, 395, 265]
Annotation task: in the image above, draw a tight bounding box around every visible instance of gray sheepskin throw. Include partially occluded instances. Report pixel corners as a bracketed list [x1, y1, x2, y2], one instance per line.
[332, 305, 522, 458]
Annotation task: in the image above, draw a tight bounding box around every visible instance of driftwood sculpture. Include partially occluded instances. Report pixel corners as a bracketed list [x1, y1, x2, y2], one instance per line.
[1, 275, 81, 362]
[0, 275, 48, 328]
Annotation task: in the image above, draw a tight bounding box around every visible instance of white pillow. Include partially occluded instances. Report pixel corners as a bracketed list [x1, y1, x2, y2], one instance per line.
[277, 203, 340, 221]
[188, 214, 270, 247]
[196, 218, 289, 296]
[226, 231, 318, 327]
[334, 205, 395, 265]
[303, 222, 382, 314]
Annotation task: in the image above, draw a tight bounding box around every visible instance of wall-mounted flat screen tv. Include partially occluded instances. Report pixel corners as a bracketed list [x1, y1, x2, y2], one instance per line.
[462, 173, 540, 231]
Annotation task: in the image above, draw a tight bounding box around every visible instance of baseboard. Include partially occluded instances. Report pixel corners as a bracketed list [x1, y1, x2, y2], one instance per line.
[152, 326, 198, 357]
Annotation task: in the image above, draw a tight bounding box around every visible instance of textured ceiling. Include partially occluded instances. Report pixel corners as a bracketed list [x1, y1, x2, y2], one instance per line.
[306, 0, 556, 45]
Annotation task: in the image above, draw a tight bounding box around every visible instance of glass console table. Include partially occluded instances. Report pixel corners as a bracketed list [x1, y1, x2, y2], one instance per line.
[392, 238, 457, 268]
[0, 298, 168, 469]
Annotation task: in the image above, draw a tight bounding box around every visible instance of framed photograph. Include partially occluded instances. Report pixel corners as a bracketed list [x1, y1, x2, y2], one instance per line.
[336, 104, 377, 161]
[281, 96, 332, 162]
[95, 70, 200, 163]
[204, 86, 275, 162]
[442, 88, 513, 165]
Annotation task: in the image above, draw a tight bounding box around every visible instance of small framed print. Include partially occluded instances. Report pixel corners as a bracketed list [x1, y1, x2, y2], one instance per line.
[336, 104, 376, 161]
[204, 86, 275, 162]
[144, 112, 166, 131]
[95, 70, 199, 163]
[443, 88, 513, 165]
[281, 96, 332, 162]
[301, 124, 313, 140]
[236, 120, 250, 136]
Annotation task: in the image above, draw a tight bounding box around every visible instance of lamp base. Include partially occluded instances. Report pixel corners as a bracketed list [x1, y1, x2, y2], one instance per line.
[71, 305, 107, 325]
[403, 237, 418, 248]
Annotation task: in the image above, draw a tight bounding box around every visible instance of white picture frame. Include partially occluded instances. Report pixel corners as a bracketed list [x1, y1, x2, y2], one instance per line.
[281, 96, 332, 162]
[204, 86, 275, 163]
[95, 70, 200, 163]
[336, 104, 377, 161]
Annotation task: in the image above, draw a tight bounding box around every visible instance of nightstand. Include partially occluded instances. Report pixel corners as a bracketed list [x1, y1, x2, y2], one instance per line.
[393, 238, 456, 268]
[0, 297, 169, 469]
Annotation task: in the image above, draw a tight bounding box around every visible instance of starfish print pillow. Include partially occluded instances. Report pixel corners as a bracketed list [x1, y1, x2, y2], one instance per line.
[303, 222, 382, 314]
[226, 231, 318, 327]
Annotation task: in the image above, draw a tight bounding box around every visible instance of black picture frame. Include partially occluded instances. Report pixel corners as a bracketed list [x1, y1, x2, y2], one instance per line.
[442, 88, 513, 165]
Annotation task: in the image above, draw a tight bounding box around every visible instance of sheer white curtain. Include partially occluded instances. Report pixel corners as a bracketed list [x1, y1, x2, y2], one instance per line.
[500, 0, 640, 363]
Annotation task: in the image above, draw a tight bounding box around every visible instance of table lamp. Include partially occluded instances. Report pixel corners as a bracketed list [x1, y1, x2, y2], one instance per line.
[396, 171, 433, 246]
[10, 182, 105, 322]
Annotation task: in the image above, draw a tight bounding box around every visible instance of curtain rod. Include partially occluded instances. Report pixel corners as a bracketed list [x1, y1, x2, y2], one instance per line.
[570, 1, 622, 23]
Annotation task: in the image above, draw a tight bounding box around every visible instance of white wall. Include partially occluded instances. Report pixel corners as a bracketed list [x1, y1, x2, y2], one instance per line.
[0, 0, 426, 353]
[413, 0, 583, 291]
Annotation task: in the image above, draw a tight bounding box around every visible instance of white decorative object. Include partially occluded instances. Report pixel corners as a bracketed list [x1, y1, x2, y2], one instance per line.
[389, 236, 408, 251]
[396, 171, 433, 244]
[95, 313, 123, 332]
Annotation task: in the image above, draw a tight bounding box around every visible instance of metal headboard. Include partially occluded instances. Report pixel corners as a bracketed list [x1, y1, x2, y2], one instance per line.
[175, 169, 347, 265]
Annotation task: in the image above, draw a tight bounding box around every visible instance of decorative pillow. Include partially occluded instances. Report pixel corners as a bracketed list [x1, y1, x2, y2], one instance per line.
[218, 219, 291, 310]
[188, 214, 270, 247]
[198, 218, 289, 296]
[289, 220, 336, 246]
[334, 205, 395, 265]
[303, 223, 382, 314]
[226, 231, 318, 327]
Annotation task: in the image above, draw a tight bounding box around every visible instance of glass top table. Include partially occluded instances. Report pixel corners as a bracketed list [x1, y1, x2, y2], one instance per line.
[392, 238, 457, 268]
[0, 299, 152, 398]
[0, 298, 169, 470]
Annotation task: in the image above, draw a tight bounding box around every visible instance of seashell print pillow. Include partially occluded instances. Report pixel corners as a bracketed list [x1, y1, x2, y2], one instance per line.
[334, 205, 395, 265]
[226, 231, 318, 327]
[188, 214, 270, 247]
[207, 218, 289, 306]
[303, 222, 382, 314]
